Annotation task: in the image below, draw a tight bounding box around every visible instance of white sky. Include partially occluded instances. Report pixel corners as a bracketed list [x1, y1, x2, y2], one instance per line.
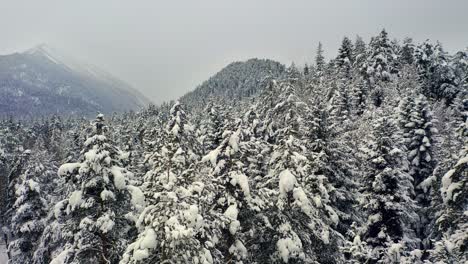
[1, 0, 467, 103]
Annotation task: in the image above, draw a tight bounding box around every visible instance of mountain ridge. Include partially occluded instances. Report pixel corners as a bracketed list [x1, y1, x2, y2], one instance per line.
[0, 44, 151, 117]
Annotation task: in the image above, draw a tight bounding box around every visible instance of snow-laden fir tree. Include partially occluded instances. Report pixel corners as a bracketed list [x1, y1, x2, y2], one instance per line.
[399, 94, 437, 250]
[199, 101, 230, 154]
[4, 149, 31, 246]
[353, 35, 367, 74]
[255, 81, 342, 263]
[121, 102, 213, 264]
[350, 112, 419, 263]
[200, 120, 262, 263]
[400, 38, 415, 65]
[8, 152, 48, 264]
[330, 79, 353, 130]
[336, 36, 354, 80]
[315, 42, 326, 82]
[51, 114, 142, 264]
[363, 29, 396, 84]
[307, 98, 361, 241]
[429, 118, 467, 263]
[414, 41, 459, 102]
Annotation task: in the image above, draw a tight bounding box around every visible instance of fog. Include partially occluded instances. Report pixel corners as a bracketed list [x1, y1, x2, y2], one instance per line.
[1, 0, 467, 103]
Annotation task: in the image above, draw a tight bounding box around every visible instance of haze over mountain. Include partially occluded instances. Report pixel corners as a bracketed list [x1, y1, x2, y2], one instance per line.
[0, 44, 150, 117]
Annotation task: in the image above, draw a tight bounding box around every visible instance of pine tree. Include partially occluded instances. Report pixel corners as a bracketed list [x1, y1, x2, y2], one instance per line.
[352, 113, 419, 263]
[4, 149, 31, 241]
[364, 29, 396, 83]
[429, 116, 466, 262]
[330, 80, 352, 129]
[399, 95, 437, 249]
[315, 42, 326, 79]
[8, 156, 48, 264]
[255, 81, 342, 263]
[303, 63, 310, 77]
[52, 114, 140, 264]
[306, 100, 362, 250]
[336, 36, 354, 79]
[353, 35, 367, 74]
[121, 102, 212, 264]
[414, 41, 459, 102]
[201, 122, 260, 263]
[200, 102, 230, 154]
[401, 37, 415, 65]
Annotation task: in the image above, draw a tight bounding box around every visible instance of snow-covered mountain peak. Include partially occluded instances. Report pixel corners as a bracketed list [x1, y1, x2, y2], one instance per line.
[0, 44, 151, 116]
[24, 43, 63, 64]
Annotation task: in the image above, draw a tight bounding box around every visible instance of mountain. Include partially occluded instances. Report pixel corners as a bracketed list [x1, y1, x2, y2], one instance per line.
[180, 58, 285, 109]
[0, 44, 151, 117]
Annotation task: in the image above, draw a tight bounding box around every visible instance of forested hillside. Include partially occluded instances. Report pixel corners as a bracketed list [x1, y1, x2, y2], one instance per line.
[0, 30, 466, 263]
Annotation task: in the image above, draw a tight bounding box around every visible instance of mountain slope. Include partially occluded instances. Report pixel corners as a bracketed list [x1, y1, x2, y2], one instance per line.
[180, 58, 285, 109]
[0, 44, 150, 117]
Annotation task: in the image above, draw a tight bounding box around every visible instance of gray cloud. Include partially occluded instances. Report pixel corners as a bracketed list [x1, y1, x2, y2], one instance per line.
[1, 0, 467, 103]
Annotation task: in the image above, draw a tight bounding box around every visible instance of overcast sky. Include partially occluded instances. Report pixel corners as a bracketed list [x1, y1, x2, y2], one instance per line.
[1, 0, 467, 103]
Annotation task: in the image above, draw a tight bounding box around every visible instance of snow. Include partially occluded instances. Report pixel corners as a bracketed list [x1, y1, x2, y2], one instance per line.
[229, 240, 248, 260]
[224, 204, 240, 235]
[111, 166, 127, 190]
[418, 175, 435, 193]
[455, 155, 468, 167]
[127, 185, 146, 211]
[292, 187, 312, 215]
[84, 135, 107, 147]
[54, 200, 67, 218]
[387, 242, 403, 262]
[276, 223, 304, 263]
[202, 148, 221, 166]
[57, 162, 81, 176]
[0, 244, 7, 264]
[67, 190, 83, 212]
[171, 123, 180, 136]
[183, 205, 203, 229]
[96, 213, 115, 233]
[321, 228, 330, 244]
[441, 169, 457, 202]
[229, 171, 250, 197]
[279, 169, 296, 197]
[325, 205, 339, 225]
[100, 189, 115, 201]
[228, 129, 241, 153]
[49, 249, 70, 264]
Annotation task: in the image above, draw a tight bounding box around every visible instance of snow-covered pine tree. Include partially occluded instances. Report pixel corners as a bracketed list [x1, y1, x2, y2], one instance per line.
[353, 35, 367, 74]
[241, 105, 271, 188]
[336, 36, 354, 80]
[429, 119, 467, 263]
[330, 79, 352, 129]
[121, 102, 212, 264]
[4, 149, 31, 242]
[51, 114, 142, 264]
[200, 102, 229, 154]
[414, 41, 459, 102]
[351, 113, 419, 263]
[451, 48, 468, 93]
[255, 81, 342, 263]
[307, 98, 361, 242]
[364, 29, 396, 84]
[399, 94, 437, 248]
[401, 38, 415, 65]
[8, 154, 48, 264]
[315, 42, 326, 82]
[200, 120, 261, 263]
[0, 136, 8, 230]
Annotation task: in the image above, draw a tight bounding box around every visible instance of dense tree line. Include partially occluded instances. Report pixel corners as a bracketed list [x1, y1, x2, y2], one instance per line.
[0, 29, 467, 263]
